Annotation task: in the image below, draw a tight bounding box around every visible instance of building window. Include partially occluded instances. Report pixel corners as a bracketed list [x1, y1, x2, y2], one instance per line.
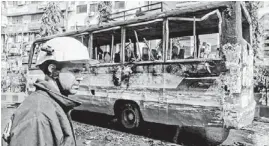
[2, 1, 6, 8]
[13, 1, 18, 6]
[12, 95, 18, 102]
[8, 1, 13, 5]
[79, 1, 85, 5]
[77, 5, 87, 13]
[31, 14, 43, 22]
[31, 1, 40, 4]
[114, 1, 125, 9]
[90, 3, 98, 12]
[12, 16, 23, 24]
[17, 1, 25, 6]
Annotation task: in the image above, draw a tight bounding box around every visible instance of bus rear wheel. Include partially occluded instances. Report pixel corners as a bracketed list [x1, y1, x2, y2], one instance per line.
[118, 103, 141, 130]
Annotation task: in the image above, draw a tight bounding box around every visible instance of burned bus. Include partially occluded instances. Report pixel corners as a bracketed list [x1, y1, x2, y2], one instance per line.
[28, 1, 255, 144]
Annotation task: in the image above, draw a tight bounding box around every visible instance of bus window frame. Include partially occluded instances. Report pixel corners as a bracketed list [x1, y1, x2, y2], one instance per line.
[88, 62, 122, 68]
[28, 10, 224, 69]
[73, 32, 89, 45]
[91, 26, 121, 64]
[123, 18, 165, 64]
[166, 9, 222, 62]
[165, 58, 223, 64]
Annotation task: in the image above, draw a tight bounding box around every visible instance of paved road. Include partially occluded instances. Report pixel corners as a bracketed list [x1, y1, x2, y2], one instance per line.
[2, 107, 269, 146]
[1, 108, 181, 146]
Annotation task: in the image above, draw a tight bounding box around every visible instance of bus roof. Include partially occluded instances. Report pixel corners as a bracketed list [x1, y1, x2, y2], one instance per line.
[33, 1, 232, 44]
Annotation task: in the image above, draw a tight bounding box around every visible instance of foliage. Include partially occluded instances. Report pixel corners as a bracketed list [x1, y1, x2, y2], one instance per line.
[245, 2, 269, 93]
[97, 1, 112, 25]
[40, 2, 64, 37]
[245, 1, 264, 62]
[254, 66, 269, 92]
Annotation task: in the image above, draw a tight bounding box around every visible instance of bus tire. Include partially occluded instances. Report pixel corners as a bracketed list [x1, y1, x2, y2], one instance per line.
[118, 103, 141, 130]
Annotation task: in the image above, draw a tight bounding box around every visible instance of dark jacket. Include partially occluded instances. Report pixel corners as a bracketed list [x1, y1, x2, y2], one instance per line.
[3, 79, 81, 146]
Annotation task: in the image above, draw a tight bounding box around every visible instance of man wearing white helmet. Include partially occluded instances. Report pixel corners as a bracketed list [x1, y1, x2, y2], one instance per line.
[2, 37, 90, 146]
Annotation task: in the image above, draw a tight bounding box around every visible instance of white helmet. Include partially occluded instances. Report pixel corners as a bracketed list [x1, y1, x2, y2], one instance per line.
[36, 37, 90, 66]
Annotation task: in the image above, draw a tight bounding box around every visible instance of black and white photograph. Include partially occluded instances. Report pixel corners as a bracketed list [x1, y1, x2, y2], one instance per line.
[1, 1, 269, 146]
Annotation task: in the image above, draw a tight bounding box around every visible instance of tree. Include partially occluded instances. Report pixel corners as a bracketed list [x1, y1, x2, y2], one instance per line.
[245, 2, 269, 105]
[245, 1, 264, 62]
[97, 1, 112, 25]
[40, 2, 64, 37]
[245, 2, 268, 85]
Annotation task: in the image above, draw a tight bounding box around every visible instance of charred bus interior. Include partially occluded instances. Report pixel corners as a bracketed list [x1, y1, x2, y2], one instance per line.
[29, 7, 224, 68]
[81, 9, 222, 65]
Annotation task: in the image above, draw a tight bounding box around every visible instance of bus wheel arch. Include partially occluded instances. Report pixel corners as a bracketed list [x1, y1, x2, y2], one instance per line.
[114, 100, 143, 130]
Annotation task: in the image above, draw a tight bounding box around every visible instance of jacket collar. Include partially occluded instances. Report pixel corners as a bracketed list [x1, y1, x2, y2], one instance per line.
[34, 79, 81, 111]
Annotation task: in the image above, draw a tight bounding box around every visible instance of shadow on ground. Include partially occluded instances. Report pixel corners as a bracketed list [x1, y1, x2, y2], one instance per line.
[71, 110, 211, 146]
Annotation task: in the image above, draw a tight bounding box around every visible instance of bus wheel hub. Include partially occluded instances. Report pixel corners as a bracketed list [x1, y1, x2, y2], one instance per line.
[128, 113, 134, 120]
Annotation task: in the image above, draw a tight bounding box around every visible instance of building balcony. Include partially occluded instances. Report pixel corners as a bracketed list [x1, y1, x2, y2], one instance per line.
[6, 4, 41, 16]
[28, 22, 41, 31]
[4, 20, 65, 34]
[6, 25, 29, 34]
[6, 2, 72, 17]
[29, 21, 64, 31]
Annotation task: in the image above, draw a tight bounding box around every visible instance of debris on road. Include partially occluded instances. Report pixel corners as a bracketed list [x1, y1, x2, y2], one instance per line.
[73, 121, 180, 146]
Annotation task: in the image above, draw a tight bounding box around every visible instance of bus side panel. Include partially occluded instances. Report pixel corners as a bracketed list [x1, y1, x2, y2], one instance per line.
[121, 64, 164, 123]
[165, 90, 223, 127]
[74, 64, 163, 122]
[73, 66, 117, 115]
[115, 88, 161, 123]
[162, 62, 224, 127]
[73, 94, 115, 115]
[167, 103, 222, 127]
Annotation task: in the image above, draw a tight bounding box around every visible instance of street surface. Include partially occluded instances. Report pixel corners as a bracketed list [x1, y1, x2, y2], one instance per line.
[1, 107, 181, 146]
[2, 107, 269, 146]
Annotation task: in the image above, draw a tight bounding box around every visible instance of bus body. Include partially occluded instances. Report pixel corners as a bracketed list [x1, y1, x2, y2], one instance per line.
[28, 1, 255, 143]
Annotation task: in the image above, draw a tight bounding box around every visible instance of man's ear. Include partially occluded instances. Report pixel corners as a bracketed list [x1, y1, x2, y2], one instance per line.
[47, 64, 57, 75]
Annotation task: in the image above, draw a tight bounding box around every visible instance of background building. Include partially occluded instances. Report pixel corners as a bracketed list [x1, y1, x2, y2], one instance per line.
[2, 1, 70, 60]
[259, 1, 269, 65]
[0, 1, 178, 94]
[1, 1, 179, 62]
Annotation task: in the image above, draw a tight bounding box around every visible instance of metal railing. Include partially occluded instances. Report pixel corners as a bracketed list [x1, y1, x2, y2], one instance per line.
[103, 2, 163, 21]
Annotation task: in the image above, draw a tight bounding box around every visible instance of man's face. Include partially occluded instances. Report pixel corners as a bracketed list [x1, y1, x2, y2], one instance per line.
[56, 63, 84, 95]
